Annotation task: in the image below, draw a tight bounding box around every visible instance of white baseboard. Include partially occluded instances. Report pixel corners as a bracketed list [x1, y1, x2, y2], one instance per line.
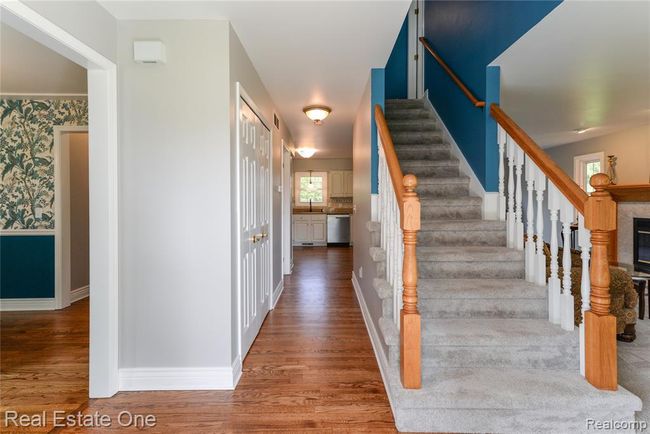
[272, 279, 284, 309]
[422, 92, 498, 221]
[351, 272, 396, 419]
[0, 298, 56, 311]
[70, 285, 89, 303]
[119, 356, 242, 391]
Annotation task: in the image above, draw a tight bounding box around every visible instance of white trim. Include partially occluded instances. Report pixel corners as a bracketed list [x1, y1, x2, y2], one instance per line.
[119, 357, 242, 391]
[422, 91, 498, 220]
[54, 126, 89, 311]
[407, 0, 425, 99]
[351, 272, 396, 419]
[573, 151, 605, 192]
[0, 229, 55, 236]
[0, 298, 56, 311]
[282, 145, 293, 275]
[1, 2, 120, 398]
[272, 279, 284, 309]
[71, 285, 90, 303]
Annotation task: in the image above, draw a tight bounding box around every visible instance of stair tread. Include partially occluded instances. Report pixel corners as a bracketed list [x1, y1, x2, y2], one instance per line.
[418, 278, 545, 299]
[420, 196, 482, 206]
[420, 319, 577, 347]
[389, 367, 641, 411]
[420, 219, 505, 231]
[417, 246, 524, 261]
[400, 158, 458, 167]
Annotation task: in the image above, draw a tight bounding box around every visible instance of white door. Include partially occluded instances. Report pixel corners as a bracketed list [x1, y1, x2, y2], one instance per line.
[239, 98, 271, 358]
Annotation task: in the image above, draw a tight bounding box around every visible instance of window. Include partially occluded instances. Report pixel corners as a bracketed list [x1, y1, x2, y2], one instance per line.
[294, 171, 328, 205]
[573, 152, 604, 193]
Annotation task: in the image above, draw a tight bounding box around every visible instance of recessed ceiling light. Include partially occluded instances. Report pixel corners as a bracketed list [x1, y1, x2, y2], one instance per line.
[303, 105, 331, 125]
[296, 148, 316, 158]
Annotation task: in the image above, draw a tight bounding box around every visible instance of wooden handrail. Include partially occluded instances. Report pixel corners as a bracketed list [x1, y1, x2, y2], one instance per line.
[374, 104, 421, 389]
[490, 103, 588, 214]
[375, 105, 405, 206]
[419, 37, 485, 108]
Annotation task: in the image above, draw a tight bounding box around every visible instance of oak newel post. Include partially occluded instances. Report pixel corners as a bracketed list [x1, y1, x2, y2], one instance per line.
[400, 174, 421, 389]
[584, 173, 617, 390]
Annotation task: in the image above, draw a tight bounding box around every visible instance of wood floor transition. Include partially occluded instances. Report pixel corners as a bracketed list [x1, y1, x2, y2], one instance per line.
[1, 247, 398, 433]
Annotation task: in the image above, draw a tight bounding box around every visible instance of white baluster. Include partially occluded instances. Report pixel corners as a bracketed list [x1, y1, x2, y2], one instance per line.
[498, 125, 506, 221]
[578, 214, 591, 376]
[560, 198, 575, 331]
[506, 135, 516, 248]
[534, 168, 547, 286]
[514, 145, 525, 251]
[524, 155, 536, 282]
[547, 182, 561, 324]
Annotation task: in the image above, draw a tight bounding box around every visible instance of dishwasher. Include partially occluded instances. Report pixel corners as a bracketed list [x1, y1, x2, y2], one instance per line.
[327, 214, 351, 245]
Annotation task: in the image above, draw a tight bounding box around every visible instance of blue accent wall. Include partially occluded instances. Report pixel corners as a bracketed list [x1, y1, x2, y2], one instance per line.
[385, 15, 409, 100]
[1, 235, 55, 298]
[370, 68, 385, 194]
[423, 0, 561, 191]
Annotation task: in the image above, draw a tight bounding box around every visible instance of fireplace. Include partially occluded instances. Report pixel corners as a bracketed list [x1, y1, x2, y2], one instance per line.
[633, 218, 650, 274]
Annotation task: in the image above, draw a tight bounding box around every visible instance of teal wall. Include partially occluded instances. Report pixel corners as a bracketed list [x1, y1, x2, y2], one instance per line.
[385, 15, 409, 100]
[0, 235, 55, 298]
[423, 0, 561, 191]
[370, 68, 385, 194]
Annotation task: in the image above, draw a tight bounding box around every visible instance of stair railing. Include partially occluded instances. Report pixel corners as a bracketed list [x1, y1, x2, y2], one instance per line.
[375, 104, 421, 389]
[492, 104, 618, 391]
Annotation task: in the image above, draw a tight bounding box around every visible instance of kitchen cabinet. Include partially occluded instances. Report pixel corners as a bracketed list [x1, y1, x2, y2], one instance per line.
[293, 214, 327, 246]
[329, 171, 353, 198]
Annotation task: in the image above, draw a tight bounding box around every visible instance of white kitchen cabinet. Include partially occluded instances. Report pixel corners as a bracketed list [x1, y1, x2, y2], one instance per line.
[292, 214, 327, 246]
[329, 170, 353, 198]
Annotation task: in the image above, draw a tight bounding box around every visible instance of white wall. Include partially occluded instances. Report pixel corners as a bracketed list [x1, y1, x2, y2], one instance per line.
[293, 158, 353, 172]
[227, 23, 294, 362]
[118, 20, 232, 368]
[352, 74, 386, 355]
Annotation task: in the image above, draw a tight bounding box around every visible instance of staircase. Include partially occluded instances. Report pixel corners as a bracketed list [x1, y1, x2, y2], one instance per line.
[367, 98, 641, 433]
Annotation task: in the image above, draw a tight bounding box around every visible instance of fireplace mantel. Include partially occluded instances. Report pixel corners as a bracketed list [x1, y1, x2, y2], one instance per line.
[605, 184, 650, 202]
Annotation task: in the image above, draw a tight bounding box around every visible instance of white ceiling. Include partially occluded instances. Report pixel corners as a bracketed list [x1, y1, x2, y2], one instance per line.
[492, 0, 650, 148]
[99, 0, 410, 158]
[0, 22, 87, 94]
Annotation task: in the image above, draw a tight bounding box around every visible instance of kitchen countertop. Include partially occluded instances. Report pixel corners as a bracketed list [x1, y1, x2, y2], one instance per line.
[293, 208, 352, 215]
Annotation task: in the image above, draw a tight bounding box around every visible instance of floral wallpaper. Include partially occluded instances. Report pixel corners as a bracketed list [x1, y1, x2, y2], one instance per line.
[0, 99, 88, 229]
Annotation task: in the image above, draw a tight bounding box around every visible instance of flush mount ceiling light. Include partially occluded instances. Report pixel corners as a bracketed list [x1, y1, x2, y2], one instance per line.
[303, 105, 331, 125]
[574, 127, 593, 134]
[296, 148, 316, 158]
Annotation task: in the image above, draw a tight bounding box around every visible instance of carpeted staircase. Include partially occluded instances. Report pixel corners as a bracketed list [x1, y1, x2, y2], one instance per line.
[366, 98, 641, 433]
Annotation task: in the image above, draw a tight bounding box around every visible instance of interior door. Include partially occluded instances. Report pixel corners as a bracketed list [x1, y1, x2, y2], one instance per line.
[240, 98, 271, 358]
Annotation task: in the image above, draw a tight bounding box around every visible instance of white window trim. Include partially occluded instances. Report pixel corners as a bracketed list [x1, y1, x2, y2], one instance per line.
[573, 151, 605, 191]
[295, 171, 328, 205]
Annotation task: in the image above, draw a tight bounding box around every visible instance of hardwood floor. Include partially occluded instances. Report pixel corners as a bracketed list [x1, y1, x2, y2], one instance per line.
[1, 247, 397, 433]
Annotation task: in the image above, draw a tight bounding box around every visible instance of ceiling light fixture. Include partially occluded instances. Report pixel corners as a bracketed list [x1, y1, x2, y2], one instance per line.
[574, 127, 593, 134]
[303, 105, 331, 125]
[296, 148, 316, 158]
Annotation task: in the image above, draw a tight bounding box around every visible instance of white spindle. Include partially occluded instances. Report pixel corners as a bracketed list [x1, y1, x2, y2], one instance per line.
[578, 214, 591, 376]
[547, 182, 561, 324]
[560, 198, 575, 331]
[506, 136, 516, 248]
[514, 145, 525, 251]
[377, 141, 404, 328]
[534, 168, 546, 286]
[498, 125, 506, 222]
[524, 155, 536, 282]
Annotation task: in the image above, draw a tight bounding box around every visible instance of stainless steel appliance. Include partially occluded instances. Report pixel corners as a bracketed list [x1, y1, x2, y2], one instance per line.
[327, 214, 350, 245]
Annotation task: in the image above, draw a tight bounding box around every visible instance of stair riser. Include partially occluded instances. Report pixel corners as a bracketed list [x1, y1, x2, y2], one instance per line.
[392, 132, 443, 143]
[419, 298, 547, 319]
[389, 123, 438, 132]
[370, 230, 380, 248]
[382, 298, 393, 318]
[418, 230, 506, 247]
[396, 148, 451, 160]
[421, 205, 481, 220]
[395, 408, 638, 434]
[385, 110, 431, 120]
[422, 346, 579, 370]
[416, 182, 469, 198]
[403, 165, 460, 178]
[418, 261, 525, 279]
[386, 100, 425, 109]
